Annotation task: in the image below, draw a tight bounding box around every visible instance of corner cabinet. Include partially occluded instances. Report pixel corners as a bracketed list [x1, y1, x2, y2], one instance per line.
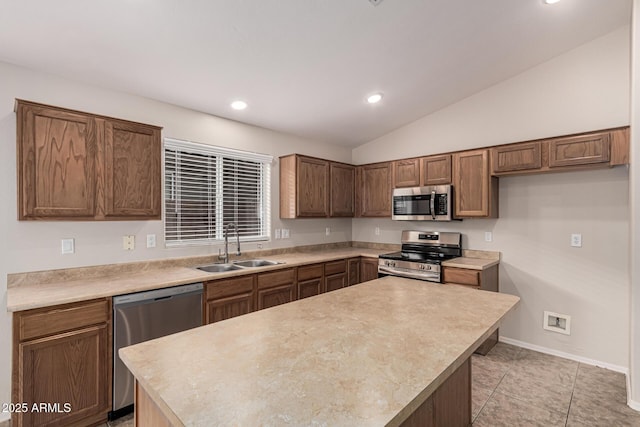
[453, 149, 498, 218]
[12, 299, 112, 427]
[16, 100, 162, 221]
[356, 162, 392, 217]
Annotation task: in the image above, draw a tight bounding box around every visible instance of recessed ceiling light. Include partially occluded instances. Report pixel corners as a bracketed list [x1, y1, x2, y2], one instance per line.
[543, 0, 560, 4]
[367, 93, 383, 104]
[231, 100, 248, 110]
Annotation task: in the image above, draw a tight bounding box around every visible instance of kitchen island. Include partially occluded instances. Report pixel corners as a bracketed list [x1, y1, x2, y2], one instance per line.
[119, 276, 519, 426]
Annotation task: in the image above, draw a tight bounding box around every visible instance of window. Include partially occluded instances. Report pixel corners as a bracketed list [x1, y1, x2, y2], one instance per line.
[164, 138, 272, 246]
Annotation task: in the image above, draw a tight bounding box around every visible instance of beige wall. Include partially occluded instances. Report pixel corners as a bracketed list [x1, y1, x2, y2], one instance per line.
[629, 0, 640, 410]
[352, 26, 632, 369]
[0, 61, 350, 421]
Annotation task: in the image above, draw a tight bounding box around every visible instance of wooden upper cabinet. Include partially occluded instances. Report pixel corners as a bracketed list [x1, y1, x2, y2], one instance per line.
[329, 162, 355, 217]
[17, 102, 97, 219]
[103, 120, 161, 218]
[491, 142, 542, 174]
[280, 154, 329, 218]
[548, 132, 610, 168]
[491, 128, 628, 176]
[422, 154, 452, 185]
[393, 158, 420, 188]
[453, 149, 498, 218]
[16, 100, 162, 221]
[356, 162, 392, 217]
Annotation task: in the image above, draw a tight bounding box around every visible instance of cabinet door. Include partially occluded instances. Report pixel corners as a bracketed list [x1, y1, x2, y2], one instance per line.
[325, 274, 346, 292]
[103, 120, 161, 219]
[206, 293, 253, 324]
[453, 149, 498, 218]
[257, 284, 296, 310]
[491, 142, 542, 174]
[17, 324, 111, 427]
[357, 162, 392, 217]
[360, 258, 379, 282]
[422, 155, 452, 185]
[347, 258, 360, 286]
[548, 132, 610, 168]
[297, 156, 329, 217]
[329, 162, 355, 217]
[298, 278, 323, 299]
[17, 102, 97, 219]
[257, 269, 296, 310]
[393, 158, 420, 188]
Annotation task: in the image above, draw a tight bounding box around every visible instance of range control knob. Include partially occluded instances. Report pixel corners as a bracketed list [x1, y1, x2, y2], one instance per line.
[385, 260, 396, 267]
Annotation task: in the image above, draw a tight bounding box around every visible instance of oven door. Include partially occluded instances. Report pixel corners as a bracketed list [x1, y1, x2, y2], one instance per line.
[392, 186, 452, 221]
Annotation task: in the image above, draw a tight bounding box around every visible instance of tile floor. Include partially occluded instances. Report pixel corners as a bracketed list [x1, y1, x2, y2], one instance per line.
[472, 342, 640, 426]
[52, 343, 640, 426]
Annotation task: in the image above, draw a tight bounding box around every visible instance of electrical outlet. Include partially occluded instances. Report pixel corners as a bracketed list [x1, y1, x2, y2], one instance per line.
[123, 235, 135, 250]
[146, 234, 156, 248]
[375, 227, 380, 236]
[485, 232, 493, 242]
[571, 233, 582, 248]
[282, 229, 290, 239]
[274, 229, 281, 239]
[61, 238, 75, 254]
[325, 227, 331, 236]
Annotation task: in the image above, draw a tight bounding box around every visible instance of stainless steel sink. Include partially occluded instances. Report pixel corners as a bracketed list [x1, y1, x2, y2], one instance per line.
[197, 263, 244, 273]
[233, 259, 283, 268]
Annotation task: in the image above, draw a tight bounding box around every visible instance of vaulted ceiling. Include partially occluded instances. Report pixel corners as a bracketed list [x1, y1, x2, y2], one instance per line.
[0, 1, 631, 146]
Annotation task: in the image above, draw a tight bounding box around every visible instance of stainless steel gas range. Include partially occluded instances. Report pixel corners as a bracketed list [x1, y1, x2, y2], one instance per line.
[378, 230, 461, 283]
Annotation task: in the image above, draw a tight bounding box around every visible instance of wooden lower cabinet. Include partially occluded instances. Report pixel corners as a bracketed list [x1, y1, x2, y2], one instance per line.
[324, 260, 347, 292]
[360, 257, 379, 282]
[399, 357, 471, 427]
[347, 257, 360, 286]
[12, 299, 112, 427]
[257, 268, 297, 309]
[205, 275, 255, 324]
[297, 263, 324, 299]
[443, 264, 499, 355]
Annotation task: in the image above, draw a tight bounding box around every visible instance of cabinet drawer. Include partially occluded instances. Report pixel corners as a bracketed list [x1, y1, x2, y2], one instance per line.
[17, 298, 110, 341]
[297, 263, 324, 281]
[443, 268, 480, 287]
[205, 275, 255, 300]
[324, 260, 347, 276]
[257, 268, 296, 289]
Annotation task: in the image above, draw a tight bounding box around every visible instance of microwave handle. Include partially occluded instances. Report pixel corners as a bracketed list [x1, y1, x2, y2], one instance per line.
[430, 190, 436, 220]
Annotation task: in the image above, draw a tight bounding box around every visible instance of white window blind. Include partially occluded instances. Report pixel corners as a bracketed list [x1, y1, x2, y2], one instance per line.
[164, 138, 272, 246]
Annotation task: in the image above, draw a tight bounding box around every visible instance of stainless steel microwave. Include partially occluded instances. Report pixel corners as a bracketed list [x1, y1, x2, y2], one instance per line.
[392, 185, 454, 221]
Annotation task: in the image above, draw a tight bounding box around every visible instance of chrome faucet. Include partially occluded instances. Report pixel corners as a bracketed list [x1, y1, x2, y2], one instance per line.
[218, 222, 241, 263]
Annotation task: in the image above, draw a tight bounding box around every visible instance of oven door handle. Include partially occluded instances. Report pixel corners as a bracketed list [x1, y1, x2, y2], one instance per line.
[378, 266, 441, 282]
[430, 190, 436, 220]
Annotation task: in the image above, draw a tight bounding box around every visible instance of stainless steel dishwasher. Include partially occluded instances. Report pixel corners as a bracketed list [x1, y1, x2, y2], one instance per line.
[110, 282, 203, 420]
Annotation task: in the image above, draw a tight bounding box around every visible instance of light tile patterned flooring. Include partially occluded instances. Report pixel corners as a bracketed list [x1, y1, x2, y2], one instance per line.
[472, 343, 640, 426]
[91, 343, 640, 427]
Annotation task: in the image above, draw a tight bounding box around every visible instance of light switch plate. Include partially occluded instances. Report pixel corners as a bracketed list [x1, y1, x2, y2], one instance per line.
[61, 238, 75, 254]
[325, 227, 331, 236]
[485, 232, 493, 242]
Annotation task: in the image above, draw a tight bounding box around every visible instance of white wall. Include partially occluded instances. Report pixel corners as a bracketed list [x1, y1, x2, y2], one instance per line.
[353, 26, 632, 369]
[0, 61, 351, 422]
[629, 0, 640, 410]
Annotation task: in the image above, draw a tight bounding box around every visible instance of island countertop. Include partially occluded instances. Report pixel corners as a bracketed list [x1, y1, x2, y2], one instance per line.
[119, 276, 519, 426]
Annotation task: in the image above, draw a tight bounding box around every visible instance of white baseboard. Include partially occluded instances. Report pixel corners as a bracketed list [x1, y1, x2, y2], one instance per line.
[629, 399, 640, 412]
[498, 336, 629, 374]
